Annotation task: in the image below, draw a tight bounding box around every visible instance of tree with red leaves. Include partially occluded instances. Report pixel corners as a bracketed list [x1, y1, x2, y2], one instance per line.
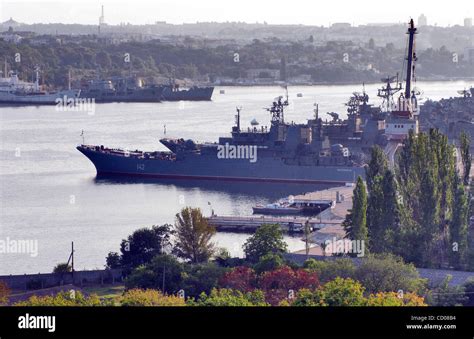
[218, 266, 257, 292]
[259, 266, 320, 305]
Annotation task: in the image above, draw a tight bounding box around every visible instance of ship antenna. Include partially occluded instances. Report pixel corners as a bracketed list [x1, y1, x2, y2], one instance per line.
[404, 18, 417, 100]
[235, 106, 242, 133]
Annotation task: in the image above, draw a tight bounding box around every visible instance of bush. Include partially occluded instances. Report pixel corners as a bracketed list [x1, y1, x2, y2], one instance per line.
[317, 277, 366, 306]
[0, 281, 11, 304]
[427, 275, 468, 306]
[119, 289, 185, 306]
[355, 254, 426, 294]
[304, 258, 356, 283]
[462, 278, 474, 306]
[292, 288, 325, 306]
[14, 291, 102, 306]
[192, 288, 268, 306]
[366, 292, 427, 306]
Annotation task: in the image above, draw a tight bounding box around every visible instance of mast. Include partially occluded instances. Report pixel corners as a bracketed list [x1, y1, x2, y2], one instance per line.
[405, 19, 417, 99]
[235, 107, 241, 132]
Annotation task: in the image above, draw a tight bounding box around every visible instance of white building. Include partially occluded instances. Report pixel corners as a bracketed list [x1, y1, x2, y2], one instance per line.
[418, 14, 428, 26]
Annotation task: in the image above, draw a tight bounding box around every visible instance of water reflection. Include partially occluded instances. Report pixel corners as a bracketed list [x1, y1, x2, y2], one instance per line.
[94, 174, 336, 200]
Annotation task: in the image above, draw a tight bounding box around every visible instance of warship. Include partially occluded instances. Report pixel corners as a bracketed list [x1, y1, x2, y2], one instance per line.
[79, 77, 214, 102]
[77, 95, 365, 184]
[77, 19, 420, 184]
[79, 77, 163, 103]
[159, 83, 214, 101]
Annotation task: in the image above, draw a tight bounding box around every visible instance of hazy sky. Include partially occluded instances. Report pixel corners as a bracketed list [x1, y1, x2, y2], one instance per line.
[0, 0, 472, 27]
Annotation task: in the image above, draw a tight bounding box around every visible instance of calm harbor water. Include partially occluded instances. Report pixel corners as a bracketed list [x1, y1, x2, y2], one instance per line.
[0, 81, 471, 274]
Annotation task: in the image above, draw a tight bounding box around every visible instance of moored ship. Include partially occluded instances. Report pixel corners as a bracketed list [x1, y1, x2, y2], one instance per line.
[78, 77, 214, 102]
[160, 84, 214, 101]
[0, 70, 80, 105]
[77, 96, 365, 184]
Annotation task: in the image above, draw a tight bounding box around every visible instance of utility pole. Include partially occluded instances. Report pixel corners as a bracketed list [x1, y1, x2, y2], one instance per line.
[304, 220, 311, 259]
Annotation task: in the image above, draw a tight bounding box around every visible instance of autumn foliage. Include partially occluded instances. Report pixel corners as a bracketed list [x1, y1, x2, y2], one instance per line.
[219, 265, 320, 305]
[366, 291, 427, 306]
[0, 281, 11, 304]
[219, 266, 257, 292]
[120, 289, 186, 306]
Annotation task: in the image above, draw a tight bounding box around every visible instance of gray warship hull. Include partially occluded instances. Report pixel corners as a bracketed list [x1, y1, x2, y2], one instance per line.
[77, 145, 364, 184]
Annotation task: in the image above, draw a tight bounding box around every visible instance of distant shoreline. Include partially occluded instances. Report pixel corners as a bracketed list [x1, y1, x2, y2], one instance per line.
[213, 77, 474, 87]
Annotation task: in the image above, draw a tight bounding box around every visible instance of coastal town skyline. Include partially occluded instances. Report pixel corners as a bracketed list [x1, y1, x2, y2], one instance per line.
[1, 0, 473, 27]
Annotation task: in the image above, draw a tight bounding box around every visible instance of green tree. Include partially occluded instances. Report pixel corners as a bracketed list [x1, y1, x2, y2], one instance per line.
[243, 224, 288, 262]
[119, 224, 173, 273]
[253, 253, 284, 274]
[105, 251, 121, 269]
[450, 176, 469, 269]
[181, 263, 228, 298]
[343, 176, 368, 246]
[53, 263, 72, 273]
[379, 169, 400, 252]
[125, 254, 185, 294]
[394, 129, 458, 267]
[460, 131, 471, 185]
[365, 146, 389, 253]
[174, 207, 216, 263]
[366, 145, 388, 193]
[355, 254, 426, 295]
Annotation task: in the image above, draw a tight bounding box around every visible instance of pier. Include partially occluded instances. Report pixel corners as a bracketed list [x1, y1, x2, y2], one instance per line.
[207, 185, 354, 234]
[207, 214, 340, 233]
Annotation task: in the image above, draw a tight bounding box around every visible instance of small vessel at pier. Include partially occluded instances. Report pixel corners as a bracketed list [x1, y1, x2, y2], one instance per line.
[252, 197, 333, 216]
